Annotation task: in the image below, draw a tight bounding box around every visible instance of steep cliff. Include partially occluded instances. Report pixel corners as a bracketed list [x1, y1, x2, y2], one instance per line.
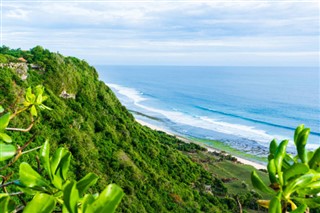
[0, 46, 235, 212]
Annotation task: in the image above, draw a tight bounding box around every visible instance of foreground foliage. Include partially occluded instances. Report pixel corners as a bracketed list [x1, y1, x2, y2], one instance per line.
[0, 86, 123, 212]
[251, 125, 320, 213]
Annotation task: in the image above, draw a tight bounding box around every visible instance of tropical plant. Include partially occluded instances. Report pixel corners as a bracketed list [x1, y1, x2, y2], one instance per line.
[251, 124, 320, 213]
[0, 86, 124, 212]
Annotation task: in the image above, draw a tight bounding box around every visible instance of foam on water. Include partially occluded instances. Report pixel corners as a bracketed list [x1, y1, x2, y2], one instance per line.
[108, 83, 146, 103]
[107, 83, 303, 150]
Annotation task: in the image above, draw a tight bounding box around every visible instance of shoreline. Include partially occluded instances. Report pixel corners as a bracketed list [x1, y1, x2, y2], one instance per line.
[136, 119, 266, 170]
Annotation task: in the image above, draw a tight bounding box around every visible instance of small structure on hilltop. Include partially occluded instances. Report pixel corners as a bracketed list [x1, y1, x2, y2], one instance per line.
[30, 64, 40, 69]
[60, 90, 76, 99]
[30, 64, 44, 71]
[18, 57, 27, 63]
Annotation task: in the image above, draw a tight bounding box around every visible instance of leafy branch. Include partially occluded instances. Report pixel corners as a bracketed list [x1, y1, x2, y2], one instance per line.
[0, 85, 124, 213]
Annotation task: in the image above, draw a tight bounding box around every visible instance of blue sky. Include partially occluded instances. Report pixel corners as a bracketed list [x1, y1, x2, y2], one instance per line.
[1, 1, 319, 66]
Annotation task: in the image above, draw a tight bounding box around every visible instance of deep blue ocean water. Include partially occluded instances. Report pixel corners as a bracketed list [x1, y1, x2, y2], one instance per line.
[96, 65, 320, 156]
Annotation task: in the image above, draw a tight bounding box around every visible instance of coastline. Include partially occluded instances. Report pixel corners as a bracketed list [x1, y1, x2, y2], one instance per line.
[136, 119, 266, 170]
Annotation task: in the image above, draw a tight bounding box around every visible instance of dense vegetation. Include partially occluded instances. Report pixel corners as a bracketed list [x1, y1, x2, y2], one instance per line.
[5, 46, 317, 213]
[0, 85, 124, 212]
[1, 46, 236, 212]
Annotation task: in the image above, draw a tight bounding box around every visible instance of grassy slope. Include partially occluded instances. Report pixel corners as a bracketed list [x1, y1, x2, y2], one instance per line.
[185, 150, 269, 212]
[190, 137, 268, 164]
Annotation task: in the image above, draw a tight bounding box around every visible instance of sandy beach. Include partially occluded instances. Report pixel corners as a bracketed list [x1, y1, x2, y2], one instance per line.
[136, 119, 266, 170]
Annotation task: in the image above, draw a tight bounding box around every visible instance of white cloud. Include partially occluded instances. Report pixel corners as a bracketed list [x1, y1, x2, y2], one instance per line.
[6, 10, 26, 19]
[1, 1, 319, 66]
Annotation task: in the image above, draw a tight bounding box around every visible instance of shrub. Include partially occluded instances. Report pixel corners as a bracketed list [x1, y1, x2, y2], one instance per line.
[0, 86, 123, 212]
[251, 124, 320, 212]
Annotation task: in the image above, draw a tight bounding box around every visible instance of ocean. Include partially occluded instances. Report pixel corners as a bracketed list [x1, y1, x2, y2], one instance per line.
[96, 65, 320, 156]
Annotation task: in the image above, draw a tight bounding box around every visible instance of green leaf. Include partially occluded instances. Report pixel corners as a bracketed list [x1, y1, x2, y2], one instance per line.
[0, 194, 10, 213]
[39, 104, 52, 110]
[51, 152, 71, 187]
[77, 173, 99, 195]
[307, 151, 314, 162]
[283, 154, 295, 166]
[267, 159, 277, 184]
[52, 174, 63, 190]
[251, 170, 274, 194]
[0, 133, 12, 143]
[50, 148, 68, 175]
[17, 186, 38, 195]
[296, 128, 310, 163]
[23, 193, 56, 213]
[283, 173, 314, 198]
[23, 101, 31, 107]
[269, 193, 281, 213]
[283, 163, 309, 183]
[30, 105, 37, 117]
[274, 140, 289, 185]
[42, 95, 49, 102]
[269, 139, 278, 154]
[49, 148, 70, 187]
[63, 181, 79, 213]
[297, 186, 320, 196]
[35, 85, 44, 96]
[299, 180, 320, 196]
[0, 194, 14, 213]
[0, 143, 16, 161]
[0, 105, 4, 113]
[80, 194, 95, 213]
[306, 179, 320, 189]
[290, 204, 307, 213]
[59, 152, 71, 180]
[294, 124, 304, 145]
[293, 197, 320, 208]
[309, 147, 320, 169]
[0, 113, 10, 130]
[26, 87, 36, 103]
[36, 94, 42, 105]
[25, 87, 32, 101]
[19, 162, 50, 188]
[40, 140, 51, 179]
[90, 184, 124, 213]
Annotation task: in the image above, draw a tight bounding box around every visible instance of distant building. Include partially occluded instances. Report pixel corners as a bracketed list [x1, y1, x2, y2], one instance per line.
[30, 64, 42, 70]
[18, 57, 27, 63]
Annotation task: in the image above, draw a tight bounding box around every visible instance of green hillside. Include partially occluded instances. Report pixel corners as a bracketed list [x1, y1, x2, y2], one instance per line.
[0, 46, 262, 212]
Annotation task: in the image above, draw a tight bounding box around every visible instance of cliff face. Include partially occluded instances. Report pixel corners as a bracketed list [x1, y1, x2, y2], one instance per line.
[0, 62, 28, 80]
[0, 46, 232, 212]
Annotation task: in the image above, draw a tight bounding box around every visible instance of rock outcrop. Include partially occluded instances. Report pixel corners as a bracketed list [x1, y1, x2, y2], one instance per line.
[0, 62, 28, 80]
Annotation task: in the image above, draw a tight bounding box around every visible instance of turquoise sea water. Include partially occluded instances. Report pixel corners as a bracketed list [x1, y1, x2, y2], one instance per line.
[96, 65, 320, 156]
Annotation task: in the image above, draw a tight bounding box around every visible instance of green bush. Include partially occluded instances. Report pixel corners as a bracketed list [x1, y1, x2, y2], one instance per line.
[0, 86, 123, 212]
[251, 125, 320, 212]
